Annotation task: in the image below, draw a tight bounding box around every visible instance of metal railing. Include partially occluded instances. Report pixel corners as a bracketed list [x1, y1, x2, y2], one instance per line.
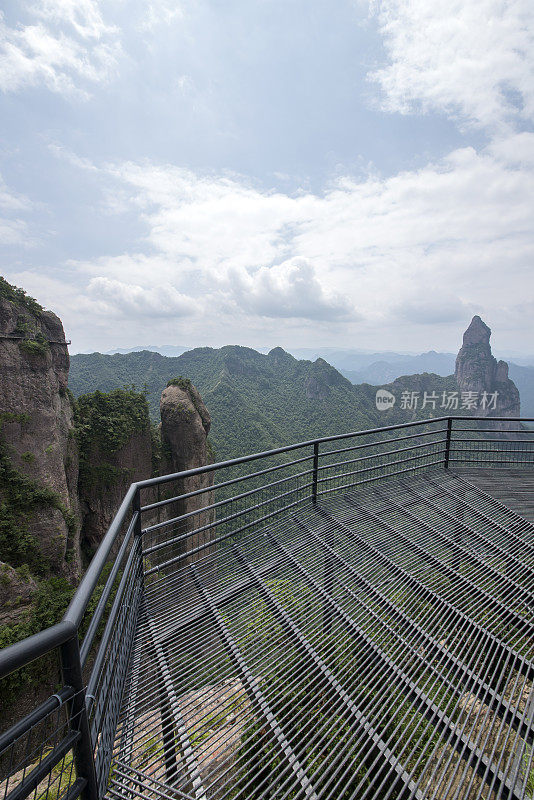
[1, 415, 533, 800]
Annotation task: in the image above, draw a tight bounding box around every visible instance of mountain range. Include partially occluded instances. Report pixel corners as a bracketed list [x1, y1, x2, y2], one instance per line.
[98, 345, 534, 419]
[69, 317, 524, 461]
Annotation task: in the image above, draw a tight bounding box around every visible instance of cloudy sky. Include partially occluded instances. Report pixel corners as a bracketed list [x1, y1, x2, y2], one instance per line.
[1, 0, 533, 354]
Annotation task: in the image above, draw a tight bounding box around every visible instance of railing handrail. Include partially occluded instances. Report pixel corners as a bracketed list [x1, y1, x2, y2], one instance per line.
[63, 484, 138, 629]
[135, 415, 452, 488]
[0, 621, 76, 680]
[135, 416, 534, 489]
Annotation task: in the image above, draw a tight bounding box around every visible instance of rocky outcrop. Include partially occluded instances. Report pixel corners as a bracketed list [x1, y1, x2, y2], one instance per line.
[77, 392, 153, 553]
[0, 279, 81, 579]
[159, 379, 214, 571]
[0, 278, 217, 727]
[455, 316, 520, 417]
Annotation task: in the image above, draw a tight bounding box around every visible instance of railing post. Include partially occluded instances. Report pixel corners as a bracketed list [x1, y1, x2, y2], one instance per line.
[60, 634, 99, 800]
[444, 417, 453, 469]
[132, 484, 145, 605]
[133, 484, 142, 539]
[312, 442, 319, 506]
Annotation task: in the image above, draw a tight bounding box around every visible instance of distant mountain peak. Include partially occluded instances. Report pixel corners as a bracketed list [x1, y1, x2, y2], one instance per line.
[462, 315, 491, 346]
[268, 346, 294, 363]
[455, 316, 520, 416]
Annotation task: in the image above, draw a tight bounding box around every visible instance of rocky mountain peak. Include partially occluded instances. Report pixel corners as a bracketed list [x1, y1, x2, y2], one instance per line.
[462, 315, 491, 347]
[268, 346, 294, 365]
[455, 315, 520, 417]
[159, 378, 215, 569]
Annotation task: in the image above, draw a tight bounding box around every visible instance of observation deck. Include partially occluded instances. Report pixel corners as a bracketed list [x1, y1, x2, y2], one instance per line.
[1, 417, 533, 800]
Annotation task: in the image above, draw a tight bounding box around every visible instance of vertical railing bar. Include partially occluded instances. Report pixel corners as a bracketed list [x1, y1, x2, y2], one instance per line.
[86, 535, 142, 718]
[80, 513, 138, 666]
[116, 620, 144, 798]
[60, 636, 99, 800]
[312, 441, 319, 506]
[444, 417, 453, 469]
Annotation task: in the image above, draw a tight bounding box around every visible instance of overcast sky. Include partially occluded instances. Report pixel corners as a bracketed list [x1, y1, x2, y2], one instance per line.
[1, 0, 533, 355]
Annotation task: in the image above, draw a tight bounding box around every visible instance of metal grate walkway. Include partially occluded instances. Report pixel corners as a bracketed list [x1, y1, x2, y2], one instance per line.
[455, 469, 534, 525]
[110, 469, 534, 800]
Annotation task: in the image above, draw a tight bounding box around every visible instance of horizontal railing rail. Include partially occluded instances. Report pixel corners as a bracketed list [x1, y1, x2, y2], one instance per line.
[1, 415, 533, 800]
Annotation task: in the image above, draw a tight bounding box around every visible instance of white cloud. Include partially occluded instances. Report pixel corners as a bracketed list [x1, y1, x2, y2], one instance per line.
[32, 0, 112, 39]
[0, 174, 32, 212]
[107, 162, 304, 277]
[488, 131, 534, 166]
[0, 2, 120, 96]
[369, 0, 534, 131]
[87, 276, 198, 318]
[228, 257, 357, 321]
[0, 217, 29, 245]
[61, 129, 533, 334]
[137, 1, 184, 32]
[10, 125, 534, 350]
[0, 173, 33, 244]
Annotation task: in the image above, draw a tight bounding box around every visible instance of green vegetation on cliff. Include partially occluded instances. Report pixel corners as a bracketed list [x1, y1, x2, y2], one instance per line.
[76, 387, 151, 490]
[0, 383, 150, 706]
[0, 276, 43, 315]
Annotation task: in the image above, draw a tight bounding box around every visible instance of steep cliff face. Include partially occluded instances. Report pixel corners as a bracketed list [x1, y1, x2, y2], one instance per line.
[159, 379, 214, 569]
[0, 278, 81, 581]
[455, 316, 520, 417]
[76, 389, 153, 554]
[0, 563, 37, 626]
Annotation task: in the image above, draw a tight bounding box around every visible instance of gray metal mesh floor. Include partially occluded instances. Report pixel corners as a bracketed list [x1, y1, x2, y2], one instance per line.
[110, 469, 534, 800]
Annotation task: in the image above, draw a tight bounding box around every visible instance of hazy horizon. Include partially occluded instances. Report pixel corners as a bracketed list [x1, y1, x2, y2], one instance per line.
[69, 339, 534, 365]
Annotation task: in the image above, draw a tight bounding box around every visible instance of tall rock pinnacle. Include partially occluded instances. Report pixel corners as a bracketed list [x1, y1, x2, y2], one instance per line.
[159, 378, 215, 570]
[455, 315, 520, 417]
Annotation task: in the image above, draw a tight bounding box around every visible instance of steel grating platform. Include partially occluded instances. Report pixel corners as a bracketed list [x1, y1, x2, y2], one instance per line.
[109, 468, 534, 800]
[454, 470, 534, 526]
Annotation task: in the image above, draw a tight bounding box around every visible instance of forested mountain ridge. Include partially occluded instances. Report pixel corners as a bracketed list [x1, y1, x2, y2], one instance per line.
[69, 317, 521, 462]
[70, 345, 381, 459]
